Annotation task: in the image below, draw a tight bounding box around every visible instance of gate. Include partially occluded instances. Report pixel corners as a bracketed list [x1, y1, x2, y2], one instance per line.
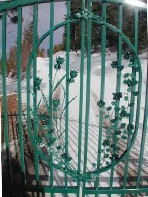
[1, 0, 148, 196]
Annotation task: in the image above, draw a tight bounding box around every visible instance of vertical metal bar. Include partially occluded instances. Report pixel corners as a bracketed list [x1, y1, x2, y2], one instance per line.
[77, 0, 85, 196]
[32, 3, 40, 184]
[49, 1, 54, 195]
[2, 10, 13, 187]
[17, 6, 26, 187]
[136, 62, 148, 194]
[82, 1, 92, 196]
[26, 28, 34, 197]
[134, 9, 138, 52]
[65, 0, 70, 195]
[122, 8, 139, 194]
[136, 8, 147, 193]
[95, 2, 107, 193]
[2, 10, 9, 165]
[109, 3, 122, 196]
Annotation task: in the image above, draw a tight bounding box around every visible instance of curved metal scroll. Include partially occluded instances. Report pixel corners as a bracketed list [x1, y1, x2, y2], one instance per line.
[26, 12, 142, 181]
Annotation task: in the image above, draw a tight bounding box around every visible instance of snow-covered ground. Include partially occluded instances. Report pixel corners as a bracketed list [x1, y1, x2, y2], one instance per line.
[1, 50, 148, 196]
[1, 50, 147, 123]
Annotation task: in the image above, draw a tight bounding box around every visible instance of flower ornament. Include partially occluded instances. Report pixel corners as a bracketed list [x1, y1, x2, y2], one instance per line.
[123, 51, 135, 64]
[120, 110, 127, 117]
[111, 60, 124, 71]
[97, 100, 105, 108]
[110, 153, 119, 162]
[112, 92, 122, 101]
[53, 99, 60, 108]
[73, 12, 82, 19]
[54, 56, 65, 70]
[56, 56, 65, 65]
[102, 139, 110, 146]
[73, 9, 91, 20]
[34, 77, 42, 91]
[72, 9, 100, 21]
[127, 124, 134, 131]
[70, 70, 78, 78]
[127, 124, 134, 135]
[123, 79, 132, 87]
[111, 61, 118, 68]
[56, 146, 62, 150]
[123, 51, 131, 60]
[69, 70, 78, 83]
[123, 79, 138, 87]
[61, 153, 70, 160]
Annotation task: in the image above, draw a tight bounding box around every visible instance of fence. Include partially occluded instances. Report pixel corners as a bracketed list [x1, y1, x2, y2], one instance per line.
[0, 0, 148, 196]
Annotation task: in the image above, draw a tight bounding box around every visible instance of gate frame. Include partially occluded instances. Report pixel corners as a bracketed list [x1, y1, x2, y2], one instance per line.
[1, 0, 147, 196]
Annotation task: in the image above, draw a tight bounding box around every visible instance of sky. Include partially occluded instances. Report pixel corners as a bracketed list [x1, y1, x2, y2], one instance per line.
[0, 0, 147, 57]
[0, 2, 66, 56]
[0, 19, 2, 56]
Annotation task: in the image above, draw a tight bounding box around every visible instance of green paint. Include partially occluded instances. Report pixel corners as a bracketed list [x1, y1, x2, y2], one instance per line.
[17, 7, 26, 185]
[1, 1, 147, 196]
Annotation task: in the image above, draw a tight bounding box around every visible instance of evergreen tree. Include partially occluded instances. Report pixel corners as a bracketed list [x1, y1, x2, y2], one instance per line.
[62, 1, 81, 52]
[138, 9, 147, 50]
[0, 8, 18, 24]
[38, 48, 46, 57]
[5, 22, 37, 75]
[7, 45, 17, 74]
[0, 59, 2, 74]
[21, 22, 34, 71]
[62, 1, 147, 52]
[53, 43, 64, 54]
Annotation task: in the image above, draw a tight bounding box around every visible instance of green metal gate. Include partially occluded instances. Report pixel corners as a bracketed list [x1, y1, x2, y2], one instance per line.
[1, 0, 148, 196]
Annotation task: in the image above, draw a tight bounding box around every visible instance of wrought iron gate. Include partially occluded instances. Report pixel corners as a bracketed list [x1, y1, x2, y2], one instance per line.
[1, 0, 147, 196]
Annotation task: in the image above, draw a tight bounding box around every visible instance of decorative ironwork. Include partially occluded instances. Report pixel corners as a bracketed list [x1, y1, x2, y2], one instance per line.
[1, 0, 147, 196]
[71, 9, 103, 22]
[23, 7, 143, 181]
[29, 57, 78, 178]
[28, 50, 140, 181]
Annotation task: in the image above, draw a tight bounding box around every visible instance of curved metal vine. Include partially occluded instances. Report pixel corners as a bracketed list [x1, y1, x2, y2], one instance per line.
[30, 56, 78, 175]
[96, 51, 139, 168]
[26, 9, 141, 181]
[28, 50, 140, 181]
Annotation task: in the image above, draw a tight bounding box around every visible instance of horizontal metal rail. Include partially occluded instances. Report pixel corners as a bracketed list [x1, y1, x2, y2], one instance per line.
[4, 185, 148, 194]
[3, 185, 78, 194]
[84, 186, 148, 195]
[1, 0, 147, 196]
[0, 0, 147, 12]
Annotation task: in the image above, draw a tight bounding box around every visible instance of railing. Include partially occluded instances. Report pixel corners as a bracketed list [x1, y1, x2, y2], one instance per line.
[1, 0, 147, 196]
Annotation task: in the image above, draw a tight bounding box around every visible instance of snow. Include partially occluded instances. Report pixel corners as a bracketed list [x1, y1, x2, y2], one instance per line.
[1, 50, 147, 194]
[18, 50, 147, 125]
[0, 51, 147, 112]
[1, 50, 146, 99]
